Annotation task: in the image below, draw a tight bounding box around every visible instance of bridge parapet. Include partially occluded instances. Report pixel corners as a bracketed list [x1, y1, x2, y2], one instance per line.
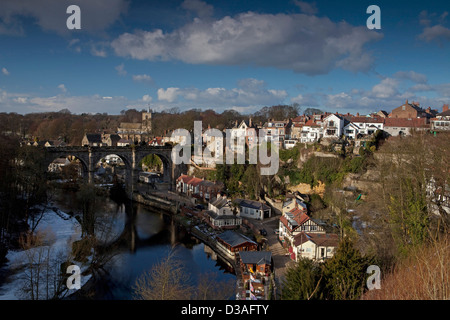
[41, 145, 178, 197]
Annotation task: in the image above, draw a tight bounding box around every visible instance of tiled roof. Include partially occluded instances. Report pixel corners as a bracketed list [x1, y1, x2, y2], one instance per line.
[384, 117, 429, 128]
[437, 109, 450, 117]
[239, 251, 272, 265]
[217, 230, 256, 247]
[294, 232, 339, 247]
[210, 196, 230, 209]
[118, 122, 142, 129]
[350, 116, 384, 123]
[234, 198, 270, 211]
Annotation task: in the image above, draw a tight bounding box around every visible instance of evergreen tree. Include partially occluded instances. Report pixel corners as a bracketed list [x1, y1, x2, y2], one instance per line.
[322, 238, 372, 300]
[281, 258, 323, 300]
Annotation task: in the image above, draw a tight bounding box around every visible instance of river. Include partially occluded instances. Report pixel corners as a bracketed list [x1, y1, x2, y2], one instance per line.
[0, 187, 236, 300]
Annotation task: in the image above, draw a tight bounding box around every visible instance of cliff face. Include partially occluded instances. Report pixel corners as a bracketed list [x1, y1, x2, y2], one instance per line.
[288, 181, 326, 197]
[341, 169, 382, 193]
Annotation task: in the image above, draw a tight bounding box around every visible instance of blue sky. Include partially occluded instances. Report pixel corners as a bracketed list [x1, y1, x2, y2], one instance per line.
[0, 0, 449, 115]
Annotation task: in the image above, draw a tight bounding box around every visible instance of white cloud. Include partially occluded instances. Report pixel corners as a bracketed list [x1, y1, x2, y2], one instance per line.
[294, 1, 318, 15]
[115, 63, 127, 76]
[58, 84, 67, 93]
[154, 78, 287, 111]
[418, 25, 450, 43]
[111, 10, 383, 75]
[370, 78, 400, 99]
[91, 46, 107, 57]
[417, 10, 450, 44]
[142, 94, 152, 102]
[2, 67, 10, 76]
[393, 71, 428, 84]
[132, 74, 153, 84]
[181, 0, 214, 18]
[157, 87, 180, 103]
[14, 97, 27, 104]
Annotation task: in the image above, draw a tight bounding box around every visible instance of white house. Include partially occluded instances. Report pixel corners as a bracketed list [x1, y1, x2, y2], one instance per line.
[431, 105, 450, 132]
[322, 114, 345, 139]
[48, 157, 70, 172]
[278, 207, 326, 253]
[293, 232, 339, 261]
[284, 139, 298, 149]
[349, 116, 384, 135]
[205, 195, 242, 229]
[343, 122, 360, 140]
[234, 198, 271, 220]
[260, 119, 291, 148]
[282, 194, 308, 215]
[300, 119, 323, 143]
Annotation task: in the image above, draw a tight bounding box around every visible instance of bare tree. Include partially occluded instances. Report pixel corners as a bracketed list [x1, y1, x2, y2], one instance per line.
[195, 271, 235, 300]
[133, 249, 194, 300]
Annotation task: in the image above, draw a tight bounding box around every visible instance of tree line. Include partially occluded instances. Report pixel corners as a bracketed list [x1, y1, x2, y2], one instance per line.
[0, 104, 303, 146]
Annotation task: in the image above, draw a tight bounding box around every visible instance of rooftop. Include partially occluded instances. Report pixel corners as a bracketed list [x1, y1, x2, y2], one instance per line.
[239, 251, 272, 265]
[216, 230, 256, 247]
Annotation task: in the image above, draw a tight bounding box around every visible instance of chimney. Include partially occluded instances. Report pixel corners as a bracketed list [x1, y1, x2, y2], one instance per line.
[357, 113, 360, 117]
[444, 104, 449, 112]
[249, 117, 252, 127]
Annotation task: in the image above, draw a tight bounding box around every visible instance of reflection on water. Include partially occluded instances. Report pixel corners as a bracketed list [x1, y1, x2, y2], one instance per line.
[53, 190, 235, 300]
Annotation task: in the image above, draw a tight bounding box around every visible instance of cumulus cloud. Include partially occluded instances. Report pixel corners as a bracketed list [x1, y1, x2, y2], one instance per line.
[294, 1, 318, 15]
[0, 0, 129, 35]
[181, 0, 214, 18]
[115, 63, 127, 76]
[2, 67, 9, 76]
[418, 25, 450, 43]
[111, 10, 383, 75]
[58, 84, 67, 93]
[418, 10, 450, 44]
[152, 78, 287, 113]
[393, 71, 428, 84]
[91, 45, 107, 57]
[142, 94, 152, 102]
[157, 87, 180, 103]
[132, 74, 154, 84]
[318, 71, 450, 113]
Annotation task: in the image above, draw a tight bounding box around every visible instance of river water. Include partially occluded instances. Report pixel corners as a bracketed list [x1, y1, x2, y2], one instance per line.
[1, 188, 236, 300]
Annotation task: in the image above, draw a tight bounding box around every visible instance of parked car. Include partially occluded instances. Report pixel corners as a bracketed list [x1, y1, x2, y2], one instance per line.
[273, 228, 279, 234]
[259, 229, 267, 236]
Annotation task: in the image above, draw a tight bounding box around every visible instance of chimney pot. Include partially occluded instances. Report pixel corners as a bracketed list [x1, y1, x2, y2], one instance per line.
[444, 104, 449, 112]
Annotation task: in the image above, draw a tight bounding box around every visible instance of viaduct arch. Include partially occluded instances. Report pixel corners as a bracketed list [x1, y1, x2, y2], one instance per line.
[42, 145, 185, 196]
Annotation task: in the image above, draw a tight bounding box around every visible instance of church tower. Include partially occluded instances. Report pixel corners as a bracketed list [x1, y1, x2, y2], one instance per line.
[142, 108, 152, 133]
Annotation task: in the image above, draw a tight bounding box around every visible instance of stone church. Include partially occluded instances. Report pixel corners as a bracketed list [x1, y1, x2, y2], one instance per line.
[117, 110, 152, 144]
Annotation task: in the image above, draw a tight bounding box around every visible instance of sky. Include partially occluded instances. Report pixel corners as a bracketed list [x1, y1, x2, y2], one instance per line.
[0, 0, 449, 115]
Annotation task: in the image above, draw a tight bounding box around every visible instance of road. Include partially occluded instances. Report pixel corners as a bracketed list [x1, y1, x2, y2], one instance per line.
[252, 215, 296, 299]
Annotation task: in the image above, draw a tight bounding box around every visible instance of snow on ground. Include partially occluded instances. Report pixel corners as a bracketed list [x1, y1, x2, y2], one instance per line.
[0, 207, 91, 300]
